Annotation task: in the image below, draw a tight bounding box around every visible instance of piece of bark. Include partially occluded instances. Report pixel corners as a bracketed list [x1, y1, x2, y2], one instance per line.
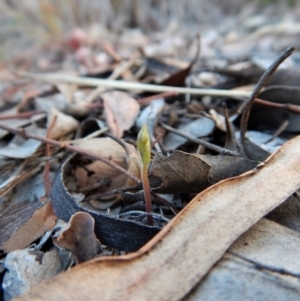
[0, 201, 56, 253]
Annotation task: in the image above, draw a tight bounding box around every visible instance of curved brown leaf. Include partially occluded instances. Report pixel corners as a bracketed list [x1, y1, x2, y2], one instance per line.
[102, 90, 140, 138]
[53, 212, 101, 263]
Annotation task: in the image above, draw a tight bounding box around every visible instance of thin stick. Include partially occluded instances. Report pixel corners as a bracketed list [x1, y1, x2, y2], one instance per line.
[151, 130, 165, 149]
[0, 123, 141, 184]
[101, 41, 122, 62]
[160, 122, 240, 156]
[43, 115, 57, 197]
[240, 46, 295, 151]
[0, 110, 45, 120]
[264, 120, 289, 144]
[254, 97, 300, 114]
[223, 103, 239, 152]
[84, 185, 140, 202]
[17, 71, 251, 98]
[151, 192, 178, 215]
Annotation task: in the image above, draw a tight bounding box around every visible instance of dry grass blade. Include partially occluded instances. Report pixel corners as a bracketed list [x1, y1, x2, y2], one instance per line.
[16, 134, 300, 301]
[17, 71, 251, 98]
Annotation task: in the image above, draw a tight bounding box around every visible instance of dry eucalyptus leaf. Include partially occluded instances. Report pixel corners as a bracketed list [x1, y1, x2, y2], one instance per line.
[187, 253, 300, 301]
[209, 109, 226, 132]
[56, 83, 92, 117]
[149, 151, 211, 193]
[163, 116, 215, 150]
[149, 151, 258, 193]
[3, 247, 72, 301]
[47, 107, 79, 140]
[160, 57, 196, 87]
[17, 131, 300, 301]
[246, 131, 288, 153]
[53, 212, 101, 263]
[56, 83, 78, 105]
[102, 90, 140, 138]
[35, 93, 67, 112]
[1, 172, 55, 210]
[135, 98, 165, 142]
[243, 137, 270, 161]
[230, 218, 300, 274]
[185, 219, 300, 301]
[71, 137, 141, 191]
[0, 164, 41, 201]
[0, 124, 46, 159]
[0, 109, 46, 139]
[0, 201, 56, 253]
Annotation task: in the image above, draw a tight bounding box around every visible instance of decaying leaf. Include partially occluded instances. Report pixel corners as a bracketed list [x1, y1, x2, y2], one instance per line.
[0, 124, 46, 159]
[149, 151, 258, 193]
[0, 201, 56, 253]
[53, 212, 101, 263]
[47, 107, 79, 140]
[246, 130, 288, 153]
[71, 137, 141, 191]
[17, 128, 300, 301]
[208, 109, 227, 132]
[0, 164, 41, 201]
[186, 218, 300, 301]
[145, 38, 198, 87]
[149, 151, 211, 193]
[135, 98, 165, 139]
[243, 136, 270, 161]
[3, 247, 72, 300]
[163, 116, 215, 150]
[102, 90, 140, 138]
[0, 109, 46, 139]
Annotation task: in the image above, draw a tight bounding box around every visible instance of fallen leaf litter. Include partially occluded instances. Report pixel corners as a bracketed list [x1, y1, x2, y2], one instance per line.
[1, 4, 300, 300]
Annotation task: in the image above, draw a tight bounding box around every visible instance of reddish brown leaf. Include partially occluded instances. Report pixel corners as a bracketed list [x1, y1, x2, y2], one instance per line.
[102, 90, 140, 138]
[53, 212, 101, 263]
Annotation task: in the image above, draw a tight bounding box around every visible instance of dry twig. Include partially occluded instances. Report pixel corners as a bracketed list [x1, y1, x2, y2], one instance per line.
[240, 46, 295, 153]
[0, 123, 141, 184]
[160, 121, 240, 156]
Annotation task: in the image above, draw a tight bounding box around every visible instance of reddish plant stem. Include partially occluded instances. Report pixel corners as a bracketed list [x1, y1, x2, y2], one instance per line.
[141, 165, 153, 225]
[0, 123, 141, 184]
[255, 98, 300, 114]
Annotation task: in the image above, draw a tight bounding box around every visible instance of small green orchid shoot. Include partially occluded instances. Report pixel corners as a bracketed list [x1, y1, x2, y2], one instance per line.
[137, 124, 153, 225]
